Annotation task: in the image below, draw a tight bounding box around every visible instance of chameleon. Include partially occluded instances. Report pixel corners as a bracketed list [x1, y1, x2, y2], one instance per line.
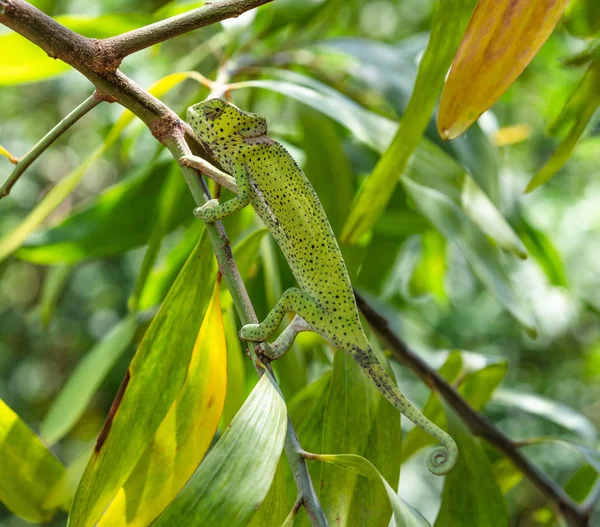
[182, 98, 458, 476]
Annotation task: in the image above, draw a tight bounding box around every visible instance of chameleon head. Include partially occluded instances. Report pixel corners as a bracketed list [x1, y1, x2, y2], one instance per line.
[187, 99, 268, 144]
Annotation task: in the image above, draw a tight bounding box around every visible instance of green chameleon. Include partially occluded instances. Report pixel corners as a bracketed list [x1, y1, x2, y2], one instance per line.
[182, 98, 458, 475]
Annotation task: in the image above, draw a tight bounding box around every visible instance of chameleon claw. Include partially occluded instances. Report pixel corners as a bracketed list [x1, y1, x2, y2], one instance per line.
[193, 199, 219, 222]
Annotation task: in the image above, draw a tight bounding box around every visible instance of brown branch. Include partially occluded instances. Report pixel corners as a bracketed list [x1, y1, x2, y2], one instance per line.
[102, 0, 274, 65]
[355, 291, 594, 527]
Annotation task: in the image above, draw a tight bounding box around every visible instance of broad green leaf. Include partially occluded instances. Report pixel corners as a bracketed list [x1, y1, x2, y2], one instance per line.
[247, 460, 288, 527]
[221, 308, 248, 429]
[401, 177, 536, 335]
[526, 61, 600, 192]
[435, 409, 509, 527]
[154, 373, 288, 526]
[68, 233, 216, 527]
[0, 398, 65, 522]
[319, 349, 401, 526]
[98, 280, 227, 526]
[0, 14, 152, 85]
[17, 160, 193, 264]
[309, 453, 430, 527]
[492, 390, 598, 442]
[341, 0, 474, 243]
[438, 0, 570, 139]
[41, 315, 137, 446]
[492, 458, 523, 495]
[138, 221, 204, 310]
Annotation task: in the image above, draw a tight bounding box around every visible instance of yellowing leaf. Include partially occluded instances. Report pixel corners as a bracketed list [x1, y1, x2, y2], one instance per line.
[0, 398, 65, 522]
[68, 234, 217, 527]
[98, 279, 227, 526]
[154, 373, 288, 526]
[0, 144, 18, 163]
[438, 0, 570, 139]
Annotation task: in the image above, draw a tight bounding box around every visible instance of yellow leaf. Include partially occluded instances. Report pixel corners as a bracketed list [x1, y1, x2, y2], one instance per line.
[492, 123, 532, 146]
[438, 0, 570, 140]
[98, 278, 227, 526]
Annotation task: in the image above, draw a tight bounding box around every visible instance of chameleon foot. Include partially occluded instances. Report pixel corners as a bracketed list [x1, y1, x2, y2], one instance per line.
[239, 324, 263, 342]
[193, 199, 219, 223]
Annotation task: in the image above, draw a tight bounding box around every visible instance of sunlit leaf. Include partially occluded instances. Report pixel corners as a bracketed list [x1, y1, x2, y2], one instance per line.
[493, 390, 598, 442]
[68, 233, 216, 527]
[0, 398, 65, 522]
[435, 409, 509, 527]
[98, 280, 227, 526]
[341, 0, 474, 243]
[41, 315, 137, 446]
[0, 14, 153, 85]
[308, 452, 430, 527]
[526, 61, 600, 192]
[154, 373, 288, 526]
[438, 0, 570, 139]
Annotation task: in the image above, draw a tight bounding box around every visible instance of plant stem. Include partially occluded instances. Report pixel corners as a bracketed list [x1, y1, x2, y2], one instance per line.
[0, 92, 101, 198]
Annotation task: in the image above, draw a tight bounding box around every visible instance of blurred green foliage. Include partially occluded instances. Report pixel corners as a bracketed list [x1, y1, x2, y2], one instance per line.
[1, 0, 600, 525]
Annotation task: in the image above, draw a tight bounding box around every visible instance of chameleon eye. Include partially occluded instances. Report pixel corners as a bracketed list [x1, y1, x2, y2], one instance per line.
[203, 107, 221, 121]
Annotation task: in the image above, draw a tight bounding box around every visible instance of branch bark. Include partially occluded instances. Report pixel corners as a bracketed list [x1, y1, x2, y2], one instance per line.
[355, 291, 594, 527]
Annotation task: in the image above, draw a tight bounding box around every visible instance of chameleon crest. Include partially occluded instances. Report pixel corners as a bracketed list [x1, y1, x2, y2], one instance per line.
[184, 98, 458, 475]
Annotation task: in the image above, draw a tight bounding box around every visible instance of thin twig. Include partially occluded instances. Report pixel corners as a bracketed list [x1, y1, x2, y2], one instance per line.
[355, 291, 594, 527]
[0, 92, 102, 199]
[103, 0, 274, 65]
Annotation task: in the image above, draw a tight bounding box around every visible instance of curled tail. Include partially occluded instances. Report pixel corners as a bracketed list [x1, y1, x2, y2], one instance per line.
[351, 346, 458, 475]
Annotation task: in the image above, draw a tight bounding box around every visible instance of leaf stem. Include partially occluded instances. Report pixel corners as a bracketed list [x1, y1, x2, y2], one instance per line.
[0, 92, 101, 199]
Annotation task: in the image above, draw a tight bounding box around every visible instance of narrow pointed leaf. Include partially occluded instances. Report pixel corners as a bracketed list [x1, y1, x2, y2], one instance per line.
[154, 374, 287, 526]
[341, 0, 474, 243]
[310, 453, 430, 527]
[438, 0, 570, 139]
[68, 233, 216, 527]
[98, 280, 227, 526]
[41, 315, 137, 446]
[0, 398, 65, 522]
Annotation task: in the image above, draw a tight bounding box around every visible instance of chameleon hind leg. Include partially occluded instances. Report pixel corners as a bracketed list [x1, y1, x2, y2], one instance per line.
[240, 288, 322, 346]
[260, 315, 312, 360]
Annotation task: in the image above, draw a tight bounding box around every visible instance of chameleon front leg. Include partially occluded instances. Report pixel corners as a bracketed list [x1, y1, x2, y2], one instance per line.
[260, 315, 312, 360]
[192, 164, 251, 223]
[240, 288, 321, 344]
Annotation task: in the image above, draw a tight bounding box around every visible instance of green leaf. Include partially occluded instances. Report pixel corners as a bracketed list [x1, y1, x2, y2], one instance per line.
[492, 390, 598, 441]
[247, 460, 288, 527]
[341, 0, 475, 243]
[41, 315, 137, 446]
[0, 14, 153, 85]
[319, 349, 401, 526]
[17, 160, 193, 264]
[0, 398, 65, 522]
[309, 452, 430, 527]
[98, 281, 227, 526]
[221, 308, 248, 429]
[401, 177, 536, 335]
[154, 373, 288, 526]
[526, 61, 600, 192]
[435, 409, 509, 527]
[38, 263, 72, 328]
[253, 0, 331, 35]
[67, 232, 216, 527]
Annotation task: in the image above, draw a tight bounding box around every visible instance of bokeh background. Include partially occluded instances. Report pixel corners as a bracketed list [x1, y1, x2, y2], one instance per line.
[1, 0, 599, 525]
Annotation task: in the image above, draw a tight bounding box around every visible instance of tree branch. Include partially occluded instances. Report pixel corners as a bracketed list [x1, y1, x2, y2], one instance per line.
[103, 0, 274, 65]
[0, 92, 103, 199]
[0, 0, 326, 524]
[355, 291, 594, 527]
